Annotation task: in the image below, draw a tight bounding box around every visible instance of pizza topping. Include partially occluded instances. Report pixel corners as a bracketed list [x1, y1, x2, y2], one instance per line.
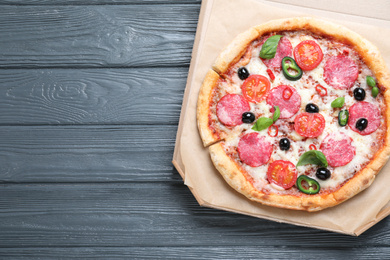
[338, 109, 349, 126]
[266, 69, 275, 82]
[293, 40, 323, 71]
[309, 144, 317, 150]
[260, 35, 283, 59]
[296, 175, 320, 195]
[324, 55, 359, 89]
[238, 67, 250, 80]
[353, 87, 366, 101]
[356, 118, 368, 131]
[238, 133, 272, 167]
[372, 87, 379, 98]
[331, 97, 345, 108]
[315, 84, 327, 96]
[268, 124, 278, 137]
[216, 94, 250, 126]
[305, 103, 319, 113]
[252, 117, 273, 131]
[282, 87, 293, 100]
[297, 150, 328, 167]
[242, 112, 256, 123]
[348, 101, 381, 135]
[294, 112, 325, 138]
[279, 138, 290, 151]
[366, 76, 376, 88]
[282, 57, 303, 81]
[320, 132, 355, 167]
[241, 74, 270, 103]
[272, 106, 280, 122]
[366, 76, 380, 98]
[261, 37, 293, 70]
[266, 85, 301, 119]
[316, 167, 331, 180]
[267, 160, 297, 189]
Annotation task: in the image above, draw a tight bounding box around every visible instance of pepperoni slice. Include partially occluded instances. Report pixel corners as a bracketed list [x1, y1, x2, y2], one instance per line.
[323, 55, 358, 89]
[237, 132, 272, 167]
[266, 85, 301, 119]
[267, 160, 297, 189]
[261, 37, 293, 70]
[294, 112, 325, 138]
[320, 132, 355, 167]
[293, 40, 323, 71]
[216, 94, 250, 127]
[348, 101, 381, 135]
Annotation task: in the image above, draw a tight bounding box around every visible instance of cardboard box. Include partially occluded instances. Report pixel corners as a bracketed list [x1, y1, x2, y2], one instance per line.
[172, 0, 390, 235]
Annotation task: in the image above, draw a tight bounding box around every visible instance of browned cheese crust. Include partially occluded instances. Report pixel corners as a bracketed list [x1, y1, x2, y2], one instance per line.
[196, 17, 390, 211]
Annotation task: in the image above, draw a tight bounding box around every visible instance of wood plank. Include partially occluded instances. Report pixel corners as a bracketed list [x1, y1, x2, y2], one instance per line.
[0, 182, 389, 247]
[0, 68, 185, 125]
[1, 246, 390, 259]
[0, 125, 180, 183]
[0, 5, 199, 68]
[0, 0, 201, 4]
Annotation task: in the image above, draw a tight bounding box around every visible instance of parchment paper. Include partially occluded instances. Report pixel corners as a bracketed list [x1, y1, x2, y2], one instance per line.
[173, 0, 390, 236]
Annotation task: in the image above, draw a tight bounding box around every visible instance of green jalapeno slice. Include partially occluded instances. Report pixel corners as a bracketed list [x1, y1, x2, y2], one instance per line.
[282, 57, 303, 81]
[338, 109, 349, 126]
[296, 175, 320, 195]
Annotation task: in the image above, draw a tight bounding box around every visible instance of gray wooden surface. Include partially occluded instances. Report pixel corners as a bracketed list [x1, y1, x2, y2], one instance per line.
[1, 1, 390, 259]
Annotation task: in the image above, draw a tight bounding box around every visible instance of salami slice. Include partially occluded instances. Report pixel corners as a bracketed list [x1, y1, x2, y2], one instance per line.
[261, 37, 293, 70]
[216, 94, 250, 127]
[348, 101, 381, 135]
[320, 132, 355, 167]
[266, 85, 301, 119]
[323, 55, 358, 89]
[238, 132, 272, 167]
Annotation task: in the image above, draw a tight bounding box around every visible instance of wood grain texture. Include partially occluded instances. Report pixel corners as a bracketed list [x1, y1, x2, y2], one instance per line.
[0, 125, 179, 183]
[0, 5, 199, 68]
[0, 0, 390, 258]
[0, 183, 389, 248]
[0, 0, 202, 4]
[0, 68, 185, 125]
[1, 247, 390, 259]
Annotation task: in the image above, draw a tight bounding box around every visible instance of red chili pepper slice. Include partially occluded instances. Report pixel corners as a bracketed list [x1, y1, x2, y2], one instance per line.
[266, 69, 275, 82]
[315, 84, 327, 96]
[309, 144, 317, 150]
[282, 87, 293, 100]
[268, 124, 278, 137]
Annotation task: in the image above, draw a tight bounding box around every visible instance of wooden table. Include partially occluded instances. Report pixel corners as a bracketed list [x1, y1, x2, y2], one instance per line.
[0, 1, 389, 259]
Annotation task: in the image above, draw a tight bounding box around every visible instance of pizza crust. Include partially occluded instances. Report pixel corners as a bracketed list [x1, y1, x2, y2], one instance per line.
[212, 27, 260, 75]
[196, 69, 222, 147]
[209, 142, 338, 211]
[197, 17, 390, 211]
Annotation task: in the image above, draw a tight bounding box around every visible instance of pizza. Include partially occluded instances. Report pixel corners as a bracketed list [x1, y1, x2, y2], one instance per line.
[196, 17, 390, 211]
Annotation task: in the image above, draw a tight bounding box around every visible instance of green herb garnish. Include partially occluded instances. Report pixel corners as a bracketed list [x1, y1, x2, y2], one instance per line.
[259, 35, 283, 59]
[331, 97, 345, 108]
[296, 150, 328, 167]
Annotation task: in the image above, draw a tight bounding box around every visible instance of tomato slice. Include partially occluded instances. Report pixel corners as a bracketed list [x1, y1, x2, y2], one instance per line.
[294, 112, 325, 138]
[267, 160, 297, 189]
[293, 40, 323, 71]
[241, 75, 270, 103]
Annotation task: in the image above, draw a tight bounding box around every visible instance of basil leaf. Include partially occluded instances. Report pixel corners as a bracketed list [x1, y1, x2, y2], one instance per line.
[331, 97, 345, 108]
[273, 106, 280, 122]
[252, 117, 273, 131]
[296, 150, 328, 167]
[366, 76, 376, 88]
[260, 35, 283, 59]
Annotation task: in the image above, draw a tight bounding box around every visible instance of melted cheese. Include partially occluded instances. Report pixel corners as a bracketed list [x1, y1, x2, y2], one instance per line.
[219, 31, 385, 194]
